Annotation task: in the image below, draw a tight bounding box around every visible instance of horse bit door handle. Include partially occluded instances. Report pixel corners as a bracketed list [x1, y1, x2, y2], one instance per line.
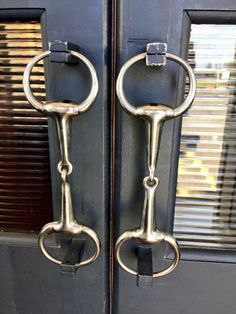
[23, 48, 100, 267]
[115, 43, 196, 278]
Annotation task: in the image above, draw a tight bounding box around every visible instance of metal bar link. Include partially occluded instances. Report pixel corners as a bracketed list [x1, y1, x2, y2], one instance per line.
[146, 42, 167, 66]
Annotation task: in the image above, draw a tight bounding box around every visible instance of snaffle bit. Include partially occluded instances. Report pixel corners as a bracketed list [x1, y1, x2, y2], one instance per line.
[115, 46, 196, 278]
[23, 49, 100, 267]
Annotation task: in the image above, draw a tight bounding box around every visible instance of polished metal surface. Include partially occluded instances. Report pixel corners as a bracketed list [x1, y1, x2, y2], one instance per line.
[23, 49, 100, 266]
[116, 52, 196, 118]
[174, 24, 236, 249]
[115, 46, 196, 277]
[116, 177, 180, 277]
[23, 50, 99, 114]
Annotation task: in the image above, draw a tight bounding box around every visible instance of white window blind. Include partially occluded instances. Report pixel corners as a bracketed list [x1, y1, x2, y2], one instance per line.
[174, 24, 236, 249]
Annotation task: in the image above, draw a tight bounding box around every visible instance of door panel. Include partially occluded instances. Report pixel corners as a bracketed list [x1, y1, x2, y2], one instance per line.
[113, 1, 236, 314]
[0, 1, 109, 314]
[1, 1, 236, 313]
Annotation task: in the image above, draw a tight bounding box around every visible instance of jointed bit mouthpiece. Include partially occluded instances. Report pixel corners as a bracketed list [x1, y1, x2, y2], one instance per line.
[23, 48, 100, 268]
[115, 43, 196, 278]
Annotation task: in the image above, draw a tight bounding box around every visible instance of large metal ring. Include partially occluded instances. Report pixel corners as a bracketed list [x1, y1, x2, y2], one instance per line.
[116, 52, 196, 117]
[38, 222, 100, 267]
[23, 50, 99, 114]
[115, 231, 180, 278]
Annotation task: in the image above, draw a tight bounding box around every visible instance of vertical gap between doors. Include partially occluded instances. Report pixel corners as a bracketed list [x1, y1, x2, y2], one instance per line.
[110, 0, 117, 313]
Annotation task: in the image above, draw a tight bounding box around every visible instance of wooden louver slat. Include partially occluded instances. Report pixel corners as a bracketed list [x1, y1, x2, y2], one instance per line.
[0, 21, 52, 232]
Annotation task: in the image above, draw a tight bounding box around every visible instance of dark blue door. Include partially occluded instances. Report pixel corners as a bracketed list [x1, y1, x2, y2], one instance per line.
[0, 1, 109, 313]
[113, 1, 236, 314]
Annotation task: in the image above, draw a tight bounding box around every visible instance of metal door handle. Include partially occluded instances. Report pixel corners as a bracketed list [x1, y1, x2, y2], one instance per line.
[23, 48, 100, 267]
[115, 43, 196, 278]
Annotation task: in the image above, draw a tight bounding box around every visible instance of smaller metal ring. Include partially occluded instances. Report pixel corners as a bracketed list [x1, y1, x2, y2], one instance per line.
[23, 50, 99, 114]
[57, 161, 73, 178]
[38, 223, 100, 267]
[115, 231, 180, 278]
[143, 176, 159, 188]
[116, 52, 196, 117]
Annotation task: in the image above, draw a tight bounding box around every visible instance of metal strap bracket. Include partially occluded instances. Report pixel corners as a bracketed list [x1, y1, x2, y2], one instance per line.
[146, 42, 167, 66]
[60, 238, 85, 278]
[49, 40, 80, 64]
[137, 245, 153, 288]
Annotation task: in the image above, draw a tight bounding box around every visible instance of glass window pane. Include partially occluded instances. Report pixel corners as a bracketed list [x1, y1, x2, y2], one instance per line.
[174, 24, 236, 249]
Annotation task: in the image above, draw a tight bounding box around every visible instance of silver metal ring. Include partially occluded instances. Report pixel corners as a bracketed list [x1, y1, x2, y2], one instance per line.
[23, 50, 99, 114]
[115, 231, 180, 278]
[38, 222, 100, 267]
[116, 52, 196, 117]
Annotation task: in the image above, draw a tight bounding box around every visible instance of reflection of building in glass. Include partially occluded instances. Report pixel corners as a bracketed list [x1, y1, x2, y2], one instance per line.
[174, 24, 236, 249]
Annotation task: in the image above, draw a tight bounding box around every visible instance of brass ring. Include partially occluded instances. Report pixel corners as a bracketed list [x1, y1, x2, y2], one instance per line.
[38, 222, 100, 267]
[115, 231, 180, 278]
[116, 52, 196, 117]
[23, 50, 99, 114]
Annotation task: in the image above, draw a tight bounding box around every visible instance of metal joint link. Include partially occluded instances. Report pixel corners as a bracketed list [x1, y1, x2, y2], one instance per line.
[115, 42, 196, 280]
[23, 41, 100, 269]
[60, 167, 70, 182]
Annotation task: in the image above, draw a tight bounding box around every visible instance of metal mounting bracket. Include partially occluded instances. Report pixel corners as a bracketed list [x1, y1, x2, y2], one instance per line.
[146, 42, 167, 66]
[60, 238, 85, 278]
[49, 40, 80, 64]
[136, 245, 153, 288]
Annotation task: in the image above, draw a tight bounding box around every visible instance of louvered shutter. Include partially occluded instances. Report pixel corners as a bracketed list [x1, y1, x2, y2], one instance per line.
[0, 21, 52, 232]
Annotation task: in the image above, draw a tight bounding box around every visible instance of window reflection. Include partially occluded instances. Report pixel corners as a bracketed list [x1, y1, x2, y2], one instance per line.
[174, 24, 236, 249]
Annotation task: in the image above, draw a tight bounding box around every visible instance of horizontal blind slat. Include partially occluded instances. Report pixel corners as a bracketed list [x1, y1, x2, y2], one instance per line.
[174, 24, 236, 249]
